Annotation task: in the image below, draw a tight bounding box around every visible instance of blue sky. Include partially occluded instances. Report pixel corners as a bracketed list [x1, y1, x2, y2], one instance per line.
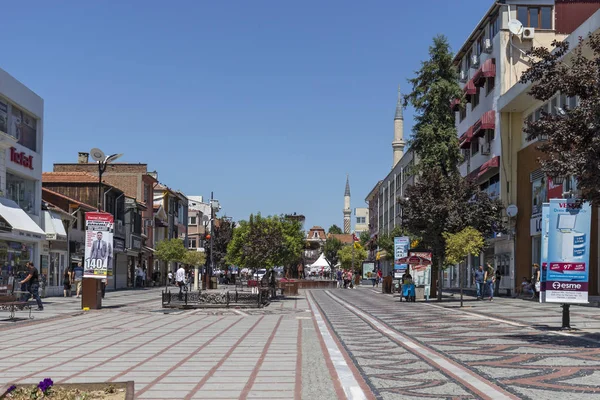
[4, 0, 491, 230]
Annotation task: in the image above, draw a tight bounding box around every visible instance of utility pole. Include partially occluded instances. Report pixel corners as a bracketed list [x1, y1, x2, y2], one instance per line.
[207, 191, 215, 290]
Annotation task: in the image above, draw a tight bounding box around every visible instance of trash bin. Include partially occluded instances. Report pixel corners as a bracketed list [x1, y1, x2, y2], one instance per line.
[210, 276, 218, 289]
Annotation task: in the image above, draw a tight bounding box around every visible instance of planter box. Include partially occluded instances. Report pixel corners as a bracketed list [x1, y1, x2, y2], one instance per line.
[1, 381, 134, 400]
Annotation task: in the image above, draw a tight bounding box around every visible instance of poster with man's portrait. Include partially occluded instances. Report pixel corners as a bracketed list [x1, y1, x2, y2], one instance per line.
[84, 212, 114, 279]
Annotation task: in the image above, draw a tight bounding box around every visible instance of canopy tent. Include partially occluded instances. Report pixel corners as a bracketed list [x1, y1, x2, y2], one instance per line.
[309, 253, 330, 268]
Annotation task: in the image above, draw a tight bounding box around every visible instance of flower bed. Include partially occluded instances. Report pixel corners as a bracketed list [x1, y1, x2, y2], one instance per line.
[0, 379, 133, 400]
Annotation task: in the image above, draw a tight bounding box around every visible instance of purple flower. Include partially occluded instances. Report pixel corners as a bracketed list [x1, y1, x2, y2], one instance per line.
[37, 378, 53, 393]
[5, 385, 16, 394]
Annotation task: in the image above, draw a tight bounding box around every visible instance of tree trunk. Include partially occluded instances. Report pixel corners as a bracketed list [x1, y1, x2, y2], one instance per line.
[437, 258, 443, 302]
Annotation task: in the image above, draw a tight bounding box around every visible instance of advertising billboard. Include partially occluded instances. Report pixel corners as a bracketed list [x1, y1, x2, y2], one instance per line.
[393, 237, 409, 278]
[540, 203, 549, 302]
[84, 212, 114, 279]
[545, 199, 591, 303]
[362, 261, 376, 280]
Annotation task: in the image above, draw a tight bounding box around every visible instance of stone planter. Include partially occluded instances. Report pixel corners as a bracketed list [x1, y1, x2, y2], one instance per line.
[0, 381, 134, 400]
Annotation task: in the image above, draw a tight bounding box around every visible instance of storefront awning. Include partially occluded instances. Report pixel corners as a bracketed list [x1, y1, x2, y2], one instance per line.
[459, 127, 473, 149]
[0, 197, 45, 239]
[473, 110, 495, 138]
[473, 58, 496, 87]
[464, 79, 477, 96]
[478, 156, 500, 178]
[143, 246, 155, 254]
[43, 210, 67, 241]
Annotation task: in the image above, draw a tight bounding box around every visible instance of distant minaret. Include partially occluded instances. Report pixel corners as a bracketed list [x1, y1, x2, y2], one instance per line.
[343, 175, 351, 234]
[392, 85, 406, 168]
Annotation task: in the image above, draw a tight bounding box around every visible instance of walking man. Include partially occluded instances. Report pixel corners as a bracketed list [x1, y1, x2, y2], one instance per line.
[474, 265, 485, 300]
[20, 262, 43, 311]
[176, 264, 186, 300]
[494, 268, 502, 297]
[486, 264, 495, 301]
[73, 262, 84, 298]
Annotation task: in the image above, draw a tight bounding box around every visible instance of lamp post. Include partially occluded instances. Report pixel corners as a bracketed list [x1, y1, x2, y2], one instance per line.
[90, 148, 123, 211]
[206, 192, 221, 290]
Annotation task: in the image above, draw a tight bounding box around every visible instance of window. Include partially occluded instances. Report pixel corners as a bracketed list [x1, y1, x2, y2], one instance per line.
[313, 231, 319, 239]
[8, 105, 37, 152]
[188, 238, 197, 248]
[567, 96, 577, 110]
[550, 96, 558, 115]
[144, 184, 149, 203]
[489, 14, 500, 38]
[459, 106, 467, 122]
[476, 35, 485, 56]
[356, 217, 366, 224]
[486, 129, 495, 142]
[189, 216, 197, 225]
[465, 50, 472, 70]
[518, 6, 552, 29]
[472, 87, 480, 109]
[6, 172, 36, 215]
[471, 138, 479, 156]
[486, 77, 495, 95]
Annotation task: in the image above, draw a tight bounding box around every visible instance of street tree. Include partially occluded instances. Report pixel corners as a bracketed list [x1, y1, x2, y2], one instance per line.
[183, 250, 206, 267]
[155, 238, 187, 266]
[377, 226, 411, 261]
[443, 227, 485, 266]
[337, 244, 367, 271]
[520, 34, 600, 202]
[279, 216, 305, 278]
[323, 237, 343, 272]
[401, 35, 503, 300]
[328, 225, 343, 234]
[206, 219, 235, 269]
[359, 231, 370, 247]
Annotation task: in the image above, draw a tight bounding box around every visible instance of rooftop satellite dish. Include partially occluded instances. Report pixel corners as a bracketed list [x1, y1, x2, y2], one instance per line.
[90, 148, 106, 162]
[508, 19, 524, 36]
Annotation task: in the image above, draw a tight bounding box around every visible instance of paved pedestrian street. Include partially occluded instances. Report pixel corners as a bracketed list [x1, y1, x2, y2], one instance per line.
[1, 288, 600, 399]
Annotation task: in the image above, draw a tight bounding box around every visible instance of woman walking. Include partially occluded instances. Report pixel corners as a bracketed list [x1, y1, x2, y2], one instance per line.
[63, 268, 71, 297]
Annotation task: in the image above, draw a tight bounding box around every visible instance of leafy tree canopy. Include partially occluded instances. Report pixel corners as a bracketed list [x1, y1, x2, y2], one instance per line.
[328, 225, 343, 234]
[337, 245, 367, 271]
[359, 231, 370, 247]
[443, 227, 485, 266]
[155, 238, 186, 264]
[323, 237, 343, 269]
[183, 250, 206, 267]
[520, 35, 600, 203]
[206, 219, 235, 269]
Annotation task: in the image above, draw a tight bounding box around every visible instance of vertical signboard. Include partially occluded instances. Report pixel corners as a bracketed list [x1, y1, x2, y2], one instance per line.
[84, 212, 114, 279]
[545, 199, 591, 303]
[393, 237, 409, 278]
[540, 203, 549, 302]
[362, 261, 376, 280]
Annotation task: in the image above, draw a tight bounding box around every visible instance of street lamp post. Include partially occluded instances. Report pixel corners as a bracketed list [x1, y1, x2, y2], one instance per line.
[205, 192, 221, 290]
[90, 148, 123, 211]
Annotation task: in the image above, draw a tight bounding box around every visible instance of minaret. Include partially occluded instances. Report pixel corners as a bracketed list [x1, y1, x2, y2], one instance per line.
[343, 175, 351, 234]
[392, 85, 406, 168]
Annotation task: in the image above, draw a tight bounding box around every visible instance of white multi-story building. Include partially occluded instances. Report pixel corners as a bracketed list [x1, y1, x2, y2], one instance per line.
[0, 67, 46, 287]
[448, 0, 600, 294]
[354, 207, 369, 236]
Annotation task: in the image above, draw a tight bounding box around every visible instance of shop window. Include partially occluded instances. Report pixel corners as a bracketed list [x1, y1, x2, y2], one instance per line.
[10, 105, 37, 152]
[6, 172, 36, 215]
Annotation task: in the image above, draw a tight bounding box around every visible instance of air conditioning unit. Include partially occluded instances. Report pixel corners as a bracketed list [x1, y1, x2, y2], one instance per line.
[459, 70, 468, 82]
[471, 54, 480, 68]
[523, 27, 535, 40]
[481, 142, 491, 155]
[484, 38, 493, 53]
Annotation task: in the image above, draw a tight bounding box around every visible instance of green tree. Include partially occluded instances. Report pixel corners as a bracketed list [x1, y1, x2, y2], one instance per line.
[519, 34, 600, 202]
[183, 250, 206, 267]
[401, 35, 503, 301]
[337, 245, 367, 271]
[323, 237, 343, 271]
[328, 225, 343, 234]
[279, 216, 305, 277]
[359, 231, 370, 247]
[206, 219, 235, 269]
[443, 227, 485, 266]
[155, 238, 187, 265]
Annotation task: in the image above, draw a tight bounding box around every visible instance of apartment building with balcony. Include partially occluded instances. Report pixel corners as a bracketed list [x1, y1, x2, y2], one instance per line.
[448, 0, 600, 293]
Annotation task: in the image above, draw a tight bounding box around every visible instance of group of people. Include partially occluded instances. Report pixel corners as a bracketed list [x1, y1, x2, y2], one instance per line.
[62, 261, 107, 299]
[473, 264, 502, 301]
[336, 269, 357, 289]
[515, 263, 541, 299]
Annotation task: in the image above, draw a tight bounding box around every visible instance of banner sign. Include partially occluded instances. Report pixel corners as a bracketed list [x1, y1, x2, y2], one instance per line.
[540, 203, 549, 302]
[362, 261, 376, 280]
[393, 237, 409, 278]
[84, 212, 114, 279]
[545, 199, 590, 303]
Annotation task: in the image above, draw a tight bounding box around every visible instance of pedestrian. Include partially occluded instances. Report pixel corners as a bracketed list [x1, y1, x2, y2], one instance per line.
[101, 278, 107, 298]
[62, 268, 71, 297]
[135, 265, 144, 288]
[377, 269, 382, 288]
[486, 264, 495, 301]
[473, 265, 485, 300]
[20, 262, 43, 311]
[167, 270, 173, 286]
[73, 262, 84, 298]
[532, 263, 541, 299]
[176, 264, 186, 300]
[336, 269, 342, 288]
[494, 269, 502, 296]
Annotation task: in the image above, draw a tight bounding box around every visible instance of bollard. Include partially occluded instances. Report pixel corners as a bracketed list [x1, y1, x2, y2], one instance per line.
[562, 304, 571, 329]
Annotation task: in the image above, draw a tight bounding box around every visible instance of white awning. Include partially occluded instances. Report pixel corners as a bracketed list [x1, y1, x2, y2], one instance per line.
[310, 253, 331, 268]
[0, 197, 45, 239]
[43, 210, 67, 241]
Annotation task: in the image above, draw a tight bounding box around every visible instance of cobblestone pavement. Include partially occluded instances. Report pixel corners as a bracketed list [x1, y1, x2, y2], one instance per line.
[311, 288, 600, 400]
[0, 288, 370, 400]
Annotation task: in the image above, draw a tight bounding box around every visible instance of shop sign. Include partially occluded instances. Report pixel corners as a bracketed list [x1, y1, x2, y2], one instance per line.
[9, 147, 33, 170]
[131, 235, 142, 250]
[530, 217, 542, 236]
[113, 237, 125, 253]
[408, 250, 433, 288]
[84, 212, 114, 279]
[544, 199, 590, 303]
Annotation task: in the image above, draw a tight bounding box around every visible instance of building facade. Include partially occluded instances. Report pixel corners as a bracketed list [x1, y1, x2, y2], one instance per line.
[0, 68, 46, 289]
[447, 0, 600, 293]
[187, 196, 211, 251]
[354, 207, 369, 236]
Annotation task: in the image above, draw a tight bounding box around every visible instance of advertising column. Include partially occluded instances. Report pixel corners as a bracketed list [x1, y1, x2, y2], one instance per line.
[545, 199, 591, 303]
[84, 212, 114, 279]
[393, 237, 409, 279]
[540, 203, 549, 303]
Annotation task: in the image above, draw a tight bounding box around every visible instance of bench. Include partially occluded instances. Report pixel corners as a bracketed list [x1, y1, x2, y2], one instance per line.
[0, 285, 32, 320]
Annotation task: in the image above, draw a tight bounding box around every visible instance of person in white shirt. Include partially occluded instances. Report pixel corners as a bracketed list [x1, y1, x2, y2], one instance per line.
[136, 266, 144, 288]
[176, 265, 186, 299]
[167, 271, 173, 286]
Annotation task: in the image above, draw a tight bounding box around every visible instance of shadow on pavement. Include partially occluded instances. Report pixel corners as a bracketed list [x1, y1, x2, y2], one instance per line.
[504, 331, 600, 347]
